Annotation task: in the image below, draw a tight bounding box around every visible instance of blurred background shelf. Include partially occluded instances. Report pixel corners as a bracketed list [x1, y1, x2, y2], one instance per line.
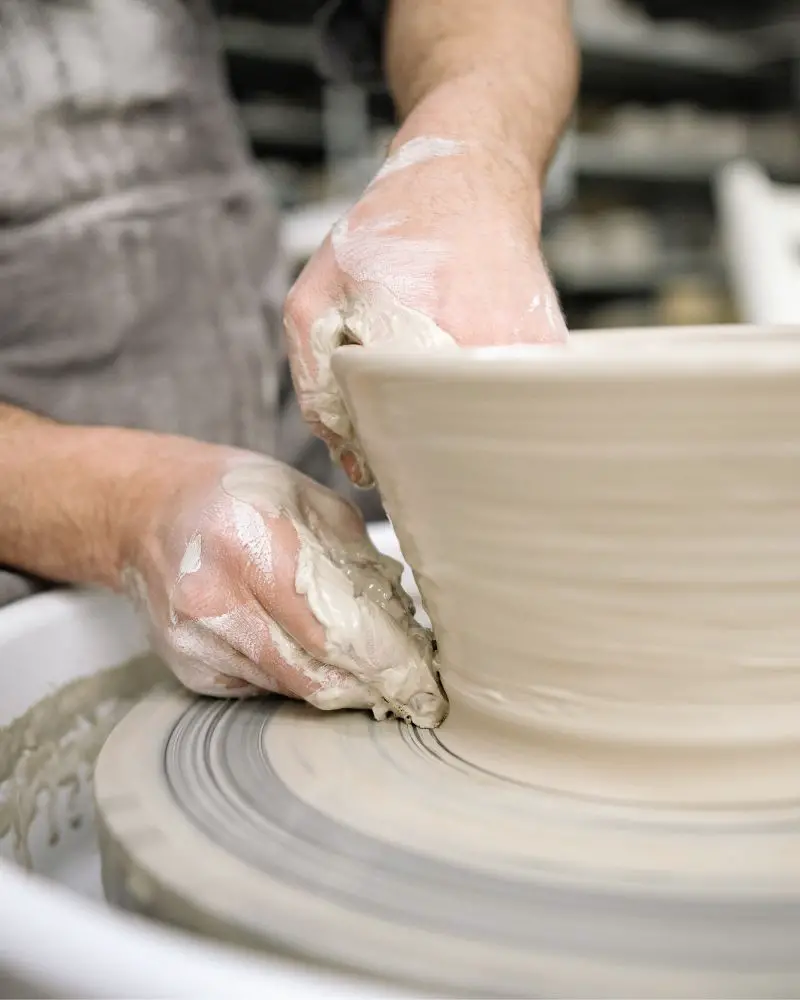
[574, 135, 800, 183]
[577, 27, 757, 73]
[220, 17, 315, 62]
[214, 0, 800, 333]
[553, 252, 720, 294]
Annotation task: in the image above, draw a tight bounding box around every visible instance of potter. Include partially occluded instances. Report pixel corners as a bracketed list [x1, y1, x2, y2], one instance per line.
[0, 0, 575, 725]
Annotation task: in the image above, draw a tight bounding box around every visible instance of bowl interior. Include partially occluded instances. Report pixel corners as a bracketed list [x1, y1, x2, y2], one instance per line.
[334, 324, 800, 382]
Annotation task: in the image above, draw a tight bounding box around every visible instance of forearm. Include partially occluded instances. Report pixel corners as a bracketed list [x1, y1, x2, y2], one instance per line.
[0, 405, 150, 590]
[385, 0, 579, 179]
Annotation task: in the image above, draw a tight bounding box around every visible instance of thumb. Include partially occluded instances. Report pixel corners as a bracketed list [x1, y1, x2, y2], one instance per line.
[294, 531, 448, 727]
[328, 290, 459, 486]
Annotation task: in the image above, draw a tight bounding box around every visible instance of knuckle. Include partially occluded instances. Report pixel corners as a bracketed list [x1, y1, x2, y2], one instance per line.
[175, 669, 217, 696]
[159, 648, 216, 693]
[169, 574, 218, 623]
[179, 668, 236, 698]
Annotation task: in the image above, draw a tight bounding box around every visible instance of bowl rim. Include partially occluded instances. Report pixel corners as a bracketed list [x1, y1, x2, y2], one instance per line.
[332, 324, 800, 381]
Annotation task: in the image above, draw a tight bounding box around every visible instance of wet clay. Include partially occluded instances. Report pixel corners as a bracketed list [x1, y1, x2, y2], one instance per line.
[0, 654, 166, 866]
[126, 451, 445, 727]
[91, 326, 800, 997]
[221, 460, 446, 726]
[295, 288, 458, 488]
[332, 325, 800, 806]
[95, 683, 800, 999]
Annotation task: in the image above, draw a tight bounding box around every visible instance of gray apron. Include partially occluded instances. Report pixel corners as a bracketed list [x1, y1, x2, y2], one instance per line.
[0, 0, 284, 605]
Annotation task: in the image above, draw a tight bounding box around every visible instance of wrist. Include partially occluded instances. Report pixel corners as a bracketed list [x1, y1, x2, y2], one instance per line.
[46, 425, 155, 591]
[0, 413, 215, 593]
[0, 415, 137, 591]
[385, 0, 578, 195]
[106, 432, 238, 589]
[389, 77, 547, 230]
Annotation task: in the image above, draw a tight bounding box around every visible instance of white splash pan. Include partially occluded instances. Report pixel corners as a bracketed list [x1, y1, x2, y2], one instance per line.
[0, 522, 413, 999]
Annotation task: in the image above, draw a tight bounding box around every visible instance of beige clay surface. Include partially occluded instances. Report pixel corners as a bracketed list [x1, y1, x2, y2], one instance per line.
[0, 653, 165, 868]
[96, 685, 800, 998]
[334, 324, 800, 805]
[95, 325, 800, 997]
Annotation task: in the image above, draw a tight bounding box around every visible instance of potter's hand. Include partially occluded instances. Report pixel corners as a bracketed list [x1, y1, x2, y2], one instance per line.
[285, 0, 579, 486]
[285, 113, 568, 487]
[123, 445, 446, 727]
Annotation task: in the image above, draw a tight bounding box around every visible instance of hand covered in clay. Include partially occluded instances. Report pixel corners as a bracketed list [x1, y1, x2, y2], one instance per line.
[122, 445, 446, 727]
[285, 110, 567, 487]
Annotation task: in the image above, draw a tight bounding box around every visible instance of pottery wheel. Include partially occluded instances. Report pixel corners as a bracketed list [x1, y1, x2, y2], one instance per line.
[95, 687, 800, 998]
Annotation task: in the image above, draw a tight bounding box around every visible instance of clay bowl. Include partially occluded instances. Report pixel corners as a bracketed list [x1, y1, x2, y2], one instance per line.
[333, 324, 800, 808]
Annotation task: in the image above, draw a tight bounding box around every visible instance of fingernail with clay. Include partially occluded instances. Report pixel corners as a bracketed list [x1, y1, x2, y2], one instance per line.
[409, 690, 448, 725]
[296, 538, 447, 728]
[340, 448, 374, 489]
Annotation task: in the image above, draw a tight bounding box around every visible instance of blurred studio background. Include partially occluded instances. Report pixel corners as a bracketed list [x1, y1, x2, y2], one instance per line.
[217, 0, 799, 332]
[211, 0, 800, 516]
